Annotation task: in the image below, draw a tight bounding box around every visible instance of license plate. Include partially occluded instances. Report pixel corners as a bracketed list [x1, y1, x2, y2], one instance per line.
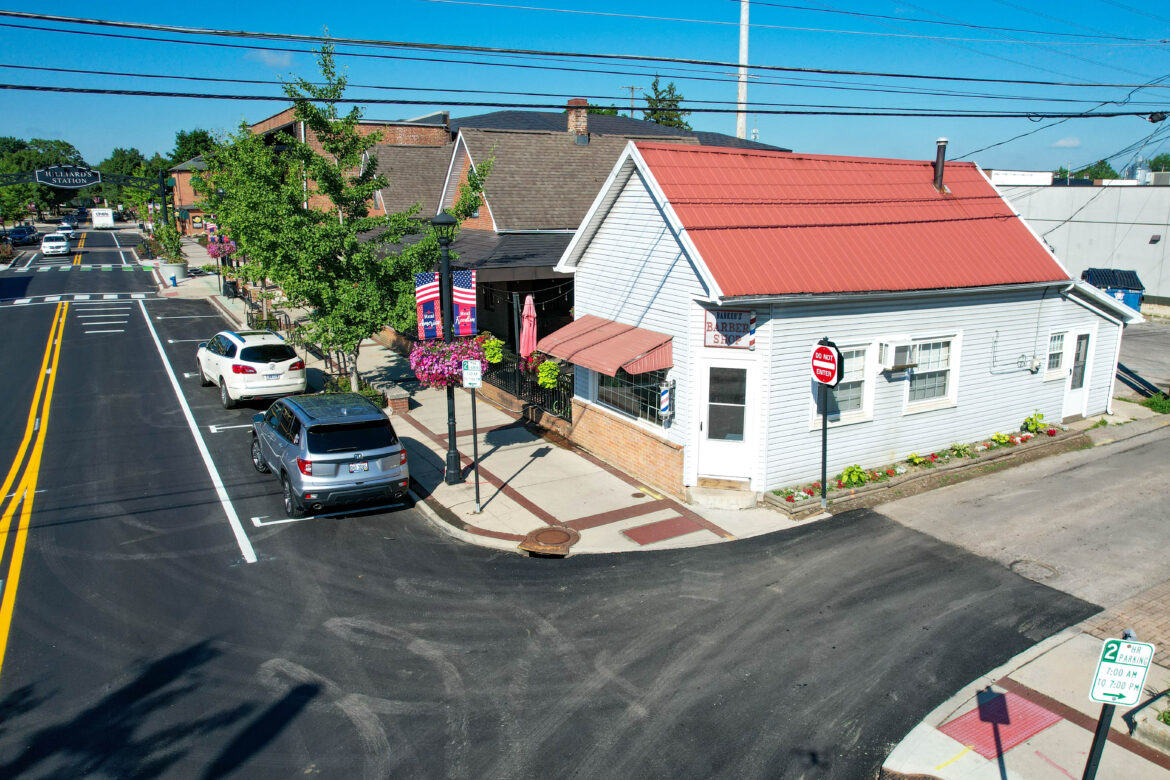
[265, 373, 281, 380]
[348, 462, 368, 473]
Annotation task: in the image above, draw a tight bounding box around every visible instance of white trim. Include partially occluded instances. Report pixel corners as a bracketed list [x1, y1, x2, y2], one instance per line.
[556, 141, 724, 302]
[443, 133, 497, 231]
[1062, 287, 1123, 328]
[1043, 330, 1067, 382]
[1064, 280, 1144, 325]
[1107, 321, 1122, 415]
[901, 332, 962, 415]
[437, 135, 465, 216]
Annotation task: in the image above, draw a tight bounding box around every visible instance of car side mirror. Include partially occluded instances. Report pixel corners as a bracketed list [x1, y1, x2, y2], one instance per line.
[252, 414, 264, 425]
[198, 342, 207, 349]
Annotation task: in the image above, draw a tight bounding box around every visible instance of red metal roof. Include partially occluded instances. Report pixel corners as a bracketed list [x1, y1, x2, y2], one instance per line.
[634, 143, 1069, 297]
[536, 314, 672, 376]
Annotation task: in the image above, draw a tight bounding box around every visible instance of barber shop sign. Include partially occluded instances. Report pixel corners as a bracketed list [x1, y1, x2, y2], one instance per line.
[704, 309, 756, 350]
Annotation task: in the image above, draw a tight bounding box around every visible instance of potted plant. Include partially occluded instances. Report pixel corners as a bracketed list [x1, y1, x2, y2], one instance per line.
[154, 223, 188, 281]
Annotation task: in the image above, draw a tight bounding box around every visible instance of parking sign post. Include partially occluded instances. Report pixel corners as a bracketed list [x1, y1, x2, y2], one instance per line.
[811, 338, 841, 508]
[1083, 632, 1154, 779]
[462, 360, 483, 512]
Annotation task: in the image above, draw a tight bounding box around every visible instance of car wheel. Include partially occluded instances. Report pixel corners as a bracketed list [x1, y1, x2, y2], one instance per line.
[282, 474, 302, 518]
[251, 437, 270, 473]
[220, 380, 236, 409]
[198, 359, 212, 387]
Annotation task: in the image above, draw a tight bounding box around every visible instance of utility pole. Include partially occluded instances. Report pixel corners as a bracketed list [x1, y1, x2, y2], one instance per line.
[621, 85, 638, 117]
[737, 0, 749, 139]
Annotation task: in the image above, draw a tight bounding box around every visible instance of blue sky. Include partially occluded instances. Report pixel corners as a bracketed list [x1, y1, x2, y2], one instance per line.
[1, 0, 1168, 172]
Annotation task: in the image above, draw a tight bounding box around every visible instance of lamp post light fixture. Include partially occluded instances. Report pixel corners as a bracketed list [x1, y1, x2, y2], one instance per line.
[432, 212, 464, 485]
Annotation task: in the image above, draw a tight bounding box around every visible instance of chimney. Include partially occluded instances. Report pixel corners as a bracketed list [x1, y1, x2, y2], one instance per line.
[933, 137, 948, 191]
[567, 98, 589, 143]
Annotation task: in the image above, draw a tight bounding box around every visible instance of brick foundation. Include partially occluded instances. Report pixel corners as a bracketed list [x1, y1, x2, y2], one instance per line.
[569, 400, 685, 501]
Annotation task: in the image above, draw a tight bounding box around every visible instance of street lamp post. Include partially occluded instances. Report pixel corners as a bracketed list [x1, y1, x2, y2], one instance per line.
[432, 213, 464, 485]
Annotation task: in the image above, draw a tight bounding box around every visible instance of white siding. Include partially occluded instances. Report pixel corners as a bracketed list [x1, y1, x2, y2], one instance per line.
[571, 169, 710, 460]
[761, 288, 1112, 489]
[1088, 320, 1120, 415]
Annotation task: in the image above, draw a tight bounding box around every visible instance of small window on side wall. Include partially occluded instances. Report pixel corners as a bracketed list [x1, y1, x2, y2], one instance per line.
[1047, 332, 1065, 374]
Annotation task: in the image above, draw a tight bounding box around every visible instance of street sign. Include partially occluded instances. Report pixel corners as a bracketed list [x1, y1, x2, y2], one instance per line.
[811, 343, 841, 386]
[1089, 638, 1154, 706]
[34, 165, 101, 189]
[461, 359, 482, 388]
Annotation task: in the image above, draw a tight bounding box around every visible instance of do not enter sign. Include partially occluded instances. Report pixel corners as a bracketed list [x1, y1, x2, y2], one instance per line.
[811, 342, 841, 386]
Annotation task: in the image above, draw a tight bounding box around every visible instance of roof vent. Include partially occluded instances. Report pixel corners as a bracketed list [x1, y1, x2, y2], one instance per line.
[575, 133, 589, 146]
[933, 138, 949, 192]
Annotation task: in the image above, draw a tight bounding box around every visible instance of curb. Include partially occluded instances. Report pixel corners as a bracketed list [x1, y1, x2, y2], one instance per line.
[406, 486, 524, 555]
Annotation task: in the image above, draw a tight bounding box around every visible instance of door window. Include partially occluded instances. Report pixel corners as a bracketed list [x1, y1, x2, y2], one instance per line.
[706, 367, 746, 441]
[1070, 334, 1090, 390]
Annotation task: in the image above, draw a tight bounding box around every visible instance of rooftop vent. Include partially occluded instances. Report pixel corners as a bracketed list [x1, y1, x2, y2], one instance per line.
[933, 137, 948, 192]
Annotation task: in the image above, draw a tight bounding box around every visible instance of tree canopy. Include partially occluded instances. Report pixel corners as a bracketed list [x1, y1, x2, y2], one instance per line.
[1146, 153, 1170, 173]
[171, 129, 216, 166]
[0, 137, 87, 222]
[1055, 160, 1118, 180]
[643, 77, 692, 130]
[196, 45, 490, 390]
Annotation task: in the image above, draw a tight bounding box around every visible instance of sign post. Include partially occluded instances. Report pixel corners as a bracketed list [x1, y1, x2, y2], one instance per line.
[462, 359, 483, 512]
[1083, 633, 1154, 779]
[811, 338, 841, 508]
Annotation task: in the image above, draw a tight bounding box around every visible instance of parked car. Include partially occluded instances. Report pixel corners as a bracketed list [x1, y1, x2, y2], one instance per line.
[250, 393, 409, 517]
[40, 233, 70, 256]
[196, 330, 306, 409]
[8, 225, 38, 245]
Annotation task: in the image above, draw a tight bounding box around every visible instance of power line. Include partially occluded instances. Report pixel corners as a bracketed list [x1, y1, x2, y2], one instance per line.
[725, 0, 1159, 42]
[2, 83, 1164, 118]
[5, 63, 1163, 112]
[418, 0, 1168, 45]
[3, 11, 1170, 89]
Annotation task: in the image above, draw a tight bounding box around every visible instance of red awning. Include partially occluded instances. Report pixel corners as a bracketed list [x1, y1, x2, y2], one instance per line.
[536, 315, 673, 377]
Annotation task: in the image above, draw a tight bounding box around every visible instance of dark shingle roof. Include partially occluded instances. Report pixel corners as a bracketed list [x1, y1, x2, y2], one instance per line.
[372, 145, 452, 215]
[453, 230, 573, 269]
[460, 129, 698, 230]
[451, 110, 789, 152]
[1081, 268, 1145, 291]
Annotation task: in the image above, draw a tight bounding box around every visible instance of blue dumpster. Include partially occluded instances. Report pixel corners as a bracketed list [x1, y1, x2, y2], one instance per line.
[1080, 268, 1144, 313]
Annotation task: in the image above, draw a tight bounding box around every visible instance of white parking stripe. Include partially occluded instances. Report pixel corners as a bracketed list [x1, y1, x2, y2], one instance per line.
[73, 294, 91, 300]
[102, 294, 118, 300]
[80, 321, 128, 326]
[85, 330, 124, 334]
[208, 424, 252, 433]
[138, 300, 257, 564]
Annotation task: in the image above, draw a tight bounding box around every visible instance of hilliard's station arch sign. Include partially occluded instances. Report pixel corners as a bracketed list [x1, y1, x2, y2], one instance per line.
[0, 164, 171, 220]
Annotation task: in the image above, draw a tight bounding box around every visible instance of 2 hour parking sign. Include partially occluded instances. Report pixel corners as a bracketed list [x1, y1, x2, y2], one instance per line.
[1089, 638, 1154, 707]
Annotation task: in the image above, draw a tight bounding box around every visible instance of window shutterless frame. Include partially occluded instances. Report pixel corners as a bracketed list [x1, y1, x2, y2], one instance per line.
[902, 333, 961, 414]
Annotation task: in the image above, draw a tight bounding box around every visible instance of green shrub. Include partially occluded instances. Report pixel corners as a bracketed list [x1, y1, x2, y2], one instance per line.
[322, 375, 386, 408]
[991, 432, 1013, 447]
[480, 334, 504, 364]
[1160, 708, 1170, 727]
[537, 360, 561, 389]
[1141, 393, 1170, 415]
[949, 442, 973, 458]
[1021, 410, 1046, 434]
[838, 464, 869, 487]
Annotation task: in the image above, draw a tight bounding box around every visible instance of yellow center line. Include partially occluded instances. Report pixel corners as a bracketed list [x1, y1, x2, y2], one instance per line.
[0, 302, 68, 678]
[0, 304, 66, 501]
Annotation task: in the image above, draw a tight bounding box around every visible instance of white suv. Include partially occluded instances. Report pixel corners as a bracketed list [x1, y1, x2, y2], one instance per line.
[197, 330, 307, 408]
[40, 233, 70, 256]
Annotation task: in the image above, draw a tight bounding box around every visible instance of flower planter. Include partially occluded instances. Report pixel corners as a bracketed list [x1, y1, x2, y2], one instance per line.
[159, 261, 188, 281]
[766, 428, 1089, 520]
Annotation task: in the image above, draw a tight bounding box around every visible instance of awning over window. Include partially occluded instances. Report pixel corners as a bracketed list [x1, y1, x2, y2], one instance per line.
[536, 314, 673, 377]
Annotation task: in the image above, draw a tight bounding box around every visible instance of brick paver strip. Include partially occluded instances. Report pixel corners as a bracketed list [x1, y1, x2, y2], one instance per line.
[622, 516, 706, 546]
[566, 499, 673, 532]
[396, 412, 562, 529]
[1081, 578, 1170, 666]
[997, 677, 1170, 771]
[407, 477, 525, 542]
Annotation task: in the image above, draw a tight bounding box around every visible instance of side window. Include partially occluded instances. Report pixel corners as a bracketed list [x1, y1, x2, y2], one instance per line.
[222, 340, 238, 359]
[264, 405, 281, 429]
[286, 415, 302, 446]
[208, 336, 223, 355]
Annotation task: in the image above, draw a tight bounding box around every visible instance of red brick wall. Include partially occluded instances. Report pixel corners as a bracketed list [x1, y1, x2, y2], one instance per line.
[249, 108, 297, 136]
[569, 400, 686, 501]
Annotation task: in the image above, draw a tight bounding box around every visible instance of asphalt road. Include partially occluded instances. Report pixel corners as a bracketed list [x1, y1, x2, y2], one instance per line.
[0, 236, 1099, 778]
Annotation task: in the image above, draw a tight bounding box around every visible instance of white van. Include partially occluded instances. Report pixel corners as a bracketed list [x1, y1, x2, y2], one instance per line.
[91, 208, 115, 229]
[41, 233, 70, 256]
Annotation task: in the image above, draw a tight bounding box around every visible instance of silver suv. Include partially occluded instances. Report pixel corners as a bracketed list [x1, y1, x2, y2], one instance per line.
[250, 393, 410, 517]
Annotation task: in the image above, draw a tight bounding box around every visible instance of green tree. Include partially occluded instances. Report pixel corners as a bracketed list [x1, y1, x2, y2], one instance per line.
[171, 128, 215, 166]
[0, 138, 86, 220]
[1074, 159, 1118, 180]
[642, 77, 692, 130]
[1146, 153, 1170, 173]
[90, 147, 146, 207]
[198, 45, 491, 391]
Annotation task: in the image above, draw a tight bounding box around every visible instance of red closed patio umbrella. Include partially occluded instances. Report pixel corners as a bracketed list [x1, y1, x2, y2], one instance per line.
[519, 294, 538, 358]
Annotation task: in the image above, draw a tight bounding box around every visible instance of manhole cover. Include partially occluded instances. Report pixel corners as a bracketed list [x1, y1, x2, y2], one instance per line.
[1010, 559, 1058, 581]
[518, 526, 579, 556]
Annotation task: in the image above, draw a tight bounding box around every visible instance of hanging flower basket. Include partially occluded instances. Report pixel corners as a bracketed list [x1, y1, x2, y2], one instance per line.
[409, 338, 488, 388]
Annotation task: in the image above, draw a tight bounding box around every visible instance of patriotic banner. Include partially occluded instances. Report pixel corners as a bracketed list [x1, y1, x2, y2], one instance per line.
[414, 272, 441, 340]
[452, 269, 477, 337]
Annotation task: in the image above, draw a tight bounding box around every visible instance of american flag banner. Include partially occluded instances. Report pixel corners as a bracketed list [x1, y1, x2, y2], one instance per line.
[452, 269, 477, 337]
[414, 272, 441, 340]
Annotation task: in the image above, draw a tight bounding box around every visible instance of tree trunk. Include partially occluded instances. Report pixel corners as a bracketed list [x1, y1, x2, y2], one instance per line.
[349, 342, 362, 392]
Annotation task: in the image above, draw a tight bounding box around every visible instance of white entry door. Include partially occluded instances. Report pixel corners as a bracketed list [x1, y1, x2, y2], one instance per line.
[697, 361, 753, 480]
[1062, 332, 1092, 420]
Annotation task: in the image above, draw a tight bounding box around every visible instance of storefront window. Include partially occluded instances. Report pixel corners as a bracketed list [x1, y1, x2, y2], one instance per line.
[597, 369, 667, 425]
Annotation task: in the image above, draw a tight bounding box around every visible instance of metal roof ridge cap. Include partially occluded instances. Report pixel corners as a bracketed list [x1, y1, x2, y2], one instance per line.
[722, 280, 1069, 305]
